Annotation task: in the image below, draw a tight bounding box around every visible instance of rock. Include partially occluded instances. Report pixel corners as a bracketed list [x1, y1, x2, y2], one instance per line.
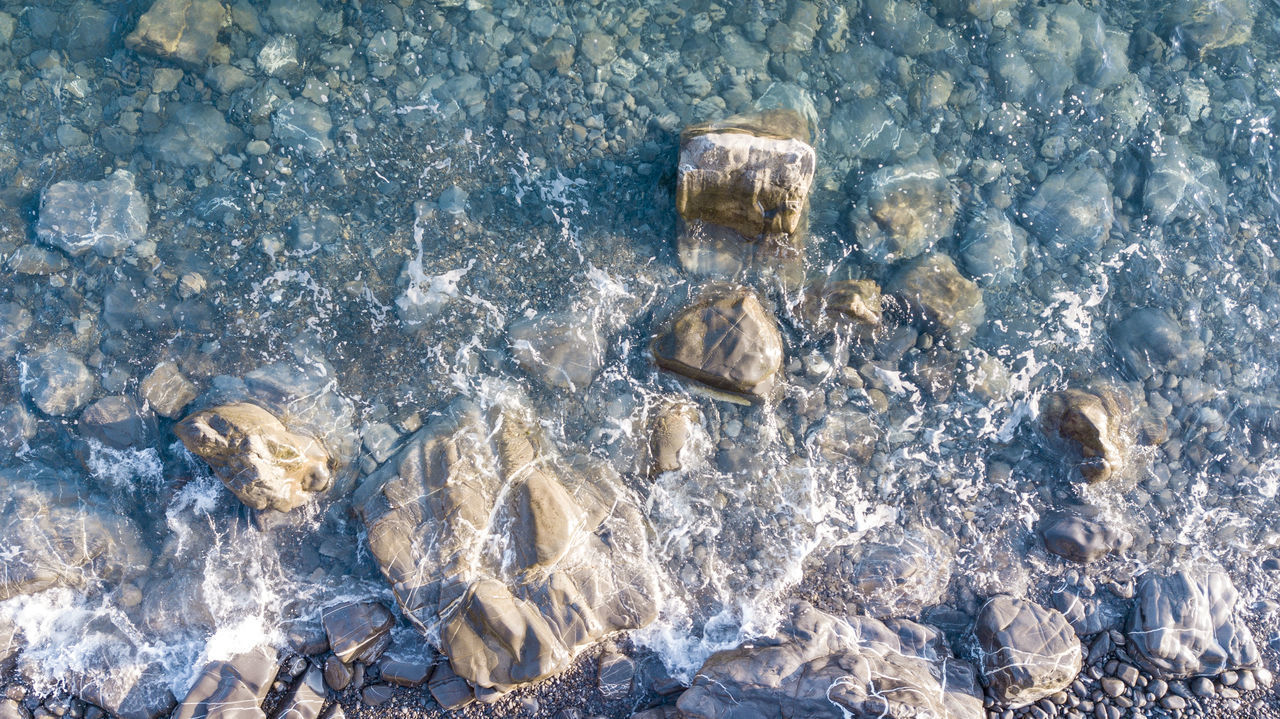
[257, 35, 299, 76]
[1162, 0, 1253, 56]
[819, 279, 883, 327]
[127, 0, 225, 65]
[266, 0, 321, 34]
[1050, 580, 1121, 637]
[647, 400, 704, 477]
[975, 596, 1083, 708]
[379, 660, 431, 688]
[20, 349, 96, 416]
[426, 661, 474, 710]
[1039, 387, 1131, 483]
[175, 402, 333, 512]
[35, 170, 148, 258]
[864, 0, 955, 55]
[360, 685, 394, 706]
[140, 361, 198, 418]
[0, 301, 32, 355]
[0, 701, 25, 719]
[1021, 164, 1114, 255]
[676, 603, 984, 719]
[807, 409, 877, 464]
[6, 245, 69, 275]
[175, 647, 279, 719]
[676, 109, 815, 240]
[146, 103, 241, 167]
[273, 100, 333, 157]
[1144, 136, 1225, 225]
[887, 253, 985, 347]
[78, 396, 157, 449]
[1038, 512, 1129, 563]
[651, 287, 784, 400]
[958, 208, 1027, 287]
[74, 651, 176, 719]
[596, 652, 635, 698]
[322, 601, 394, 665]
[272, 664, 326, 719]
[803, 526, 950, 618]
[353, 399, 658, 695]
[0, 403, 37, 452]
[851, 153, 955, 262]
[1111, 308, 1204, 379]
[322, 657, 351, 692]
[1127, 568, 1259, 677]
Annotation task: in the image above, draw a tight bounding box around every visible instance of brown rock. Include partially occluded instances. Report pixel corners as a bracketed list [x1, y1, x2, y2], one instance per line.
[651, 288, 784, 400]
[140, 361, 197, 418]
[648, 400, 702, 477]
[175, 402, 332, 512]
[887, 253, 985, 347]
[1040, 388, 1131, 483]
[127, 0, 225, 65]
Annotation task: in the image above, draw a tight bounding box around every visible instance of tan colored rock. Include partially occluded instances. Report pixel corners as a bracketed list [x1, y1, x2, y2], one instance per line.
[651, 288, 784, 400]
[822, 279, 883, 326]
[140, 361, 197, 418]
[648, 400, 702, 477]
[127, 0, 225, 66]
[677, 109, 815, 240]
[1040, 388, 1131, 483]
[888, 253, 985, 347]
[175, 402, 332, 512]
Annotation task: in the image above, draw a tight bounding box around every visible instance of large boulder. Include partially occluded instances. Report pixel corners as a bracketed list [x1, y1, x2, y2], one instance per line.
[676, 109, 815, 241]
[1127, 568, 1259, 677]
[175, 402, 333, 512]
[651, 288, 784, 400]
[0, 464, 148, 601]
[127, 0, 225, 65]
[1039, 387, 1131, 483]
[676, 603, 984, 719]
[175, 647, 279, 719]
[887, 253, 985, 348]
[353, 398, 658, 696]
[851, 154, 956, 263]
[35, 171, 149, 258]
[974, 596, 1082, 708]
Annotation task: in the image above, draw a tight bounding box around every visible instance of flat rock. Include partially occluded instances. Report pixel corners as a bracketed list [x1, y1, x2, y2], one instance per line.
[127, 0, 225, 65]
[78, 395, 157, 449]
[175, 646, 279, 719]
[353, 399, 658, 695]
[677, 109, 815, 240]
[379, 660, 432, 688]
[140, 361, 198, 418]
[851, 153, 955, 262]
[887, 253, 985, 347]
[20, 349, 96, 416]
[146, 103, 241, 167]
[272, 664, 326, 719]
[651, 288, 784, 400]
[35, 170, 148, 258]
[322, 601, 394, 665]
[975, 596, 1082, 708]
[0, 301, 32, 355]
[1038, 512, 1129, 563]
[1021, 165, 1114, 255]
[273, 100, 334, 157]
[1144, 136, 1225, 225]
[1039, 387, 1131, 483]
[1127, 567, 1259, 677]
[677, 602, 984, 719]
[175, 402, 332, 512]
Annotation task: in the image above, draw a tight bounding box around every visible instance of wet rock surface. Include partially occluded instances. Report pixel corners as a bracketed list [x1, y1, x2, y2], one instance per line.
[175, 647, 279, 719]
[35, 171, 148, 258]
[651, 288, 784, 400]
[321, 602, 393, 666]
[887, 253, 985, 348]
[127, 0, 225, 65]
[851, 153, 956, 263]
[1127, 568, 1259, 677]
[975, 596, 1082, 708]
[20, 349, 96, 416]
[1039, 387, 1132, 483]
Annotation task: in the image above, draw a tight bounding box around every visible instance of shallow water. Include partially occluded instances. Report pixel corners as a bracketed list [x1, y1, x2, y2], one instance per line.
[1, 0, 1280, 715]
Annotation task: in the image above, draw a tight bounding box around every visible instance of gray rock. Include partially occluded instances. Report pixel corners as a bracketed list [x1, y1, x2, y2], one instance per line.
[651, 287, 784, 400]
[887, 253, 985, 347]
[508, 315, 601, 392]
[353, 399, 658, 695]
[140, 361, 198, 418]
[1111, 308, 1205, 379]
[127, 0, 225, 65]
[851, 154, 956, 263]
[1051, 582, 1120, 637]
[677, 603, 984, 719]
[379, 659, 431, 688]
[975, 596, 1082, 708]
[74, 645, 177, 719]
[596, 652, 635, 698]
[1162, 0, 1253, 56]
[272, 664, 326, 719]
[35, 171, 148, 258]
[0, 403, 37, 453]
[578, 31, 616, 66]
[20, 349, 96, 416]
[175, 647, 280, 719]
[1039, 512, 1129, 563]
[828, 94, 906, 163]
[864, 0, 955, 55]
[205, 64, 250, 94]
[175, 402, 333, 512]
[0, 464, 149, 600]
[147, 103, 241, 167]
[6, 245, 69, 275]
[804, 526, 951, 618]
[647, 400, 704, 477]
[359, 685, 394, 706]
[0, 701, 26, 719]
[1022, 165, 1114, 255]
[426, 661, 474, 710]
[1144, 136, 1225, 225]
[1127, 568, 1259, 677]
[1039, 387, 1132, 484]
[322, 657, 351, 692]
[266, 0, 322, 35]
[273, 100, 334, 157]
[322, 601, 394, 665]
[0, 301, 31, 356]
[257, 35, 299, 76]
[958, 208, 1028, 287]
[78, 395, 157, 449]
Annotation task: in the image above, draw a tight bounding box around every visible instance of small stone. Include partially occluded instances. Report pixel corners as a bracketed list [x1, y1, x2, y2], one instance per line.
[359, 685, 394, 707]
[323, 656, 351, 692]
[178, 273, 207, 299]
[78, 396, 157, 449]
[1021, 164, 1114, 255]
[321, 602, 394, 665]
[1160, 694, 1186, 710]
[1190, 676, 1214, 697]
[257, 35, 299, 76]
[851, 153, 955, 262]
[1100, 678, 1125, 697]
[273, 99, 334, 157]
[140, 362, 198, 418]
[887, 253, 985, 348]
[378, 660, 431, 688]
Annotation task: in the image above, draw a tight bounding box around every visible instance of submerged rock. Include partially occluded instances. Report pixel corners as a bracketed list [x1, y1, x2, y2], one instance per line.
[647, 400, 703, 477]
[1021, 164, 1114, 255]
[975, 596, 1082, 708]
[127, 0, 225, 65]
[820, 278, 883, 327]
[887, 253, 985, 348]
[146, 103, 241, 167]
[1144, 136, 1226, 225]
[1039, 387, 1131, 483]
[273, 100, 334, 157]
[958, 208, 1027, 287]
[322, 601, 394, 665]
[851, 153, 955, 262]
[0, 403, 37, 452]
[676, 109, 815, 240]
[677, 603, 984, 719]
[78, 395, 158, 449]
[1038, 511, 1130, 563]
[651, 287, 784, 400]
[803, 526, 951, 618]
[353, 398, 658, 696]
[36, 171, 148, 258]
[175, 647, 279, 719]
[175, 402, 333, 512]
[1111, 308, 1204, 378]
[20, 349, 96, 416]
[140, 361, 198, 418]
[273, 664, 326, 719]
[1127, 567, 1259, 677]
[1162, 0, 1253, 57]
